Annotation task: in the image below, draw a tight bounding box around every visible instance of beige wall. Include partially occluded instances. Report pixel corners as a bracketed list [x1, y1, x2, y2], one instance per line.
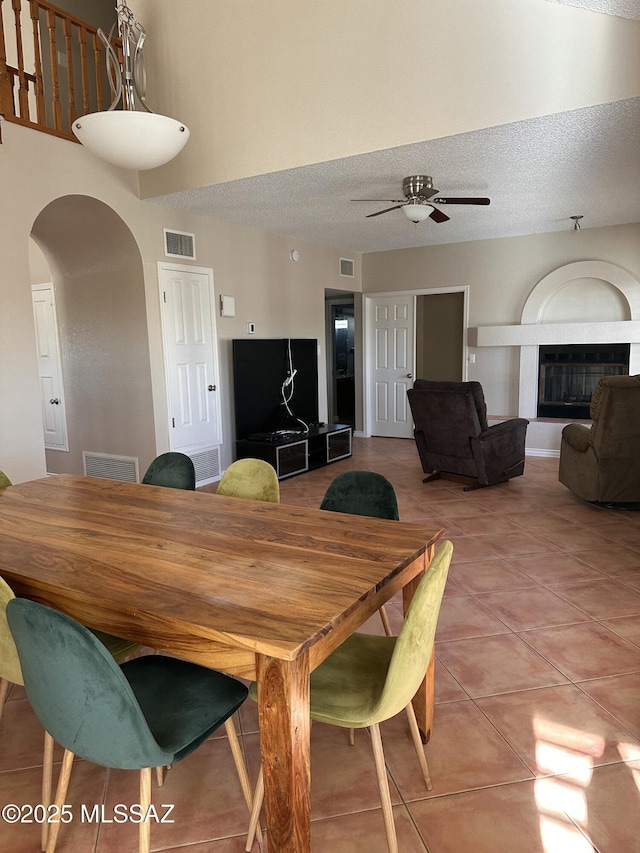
[134, 0, 640, 198]
[1, 122, 360, 483]
[28, 240, 51, 285]
[362, 223, 640, 425]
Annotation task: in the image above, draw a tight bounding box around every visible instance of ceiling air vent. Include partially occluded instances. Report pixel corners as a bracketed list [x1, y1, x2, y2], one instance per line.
[340, 258, 354, 278]
[164, 229, 196, 260]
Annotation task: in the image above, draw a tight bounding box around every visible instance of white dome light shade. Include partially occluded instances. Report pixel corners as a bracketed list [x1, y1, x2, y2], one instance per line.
[72, 111, 190, 170]
[403, 203, 431, 223]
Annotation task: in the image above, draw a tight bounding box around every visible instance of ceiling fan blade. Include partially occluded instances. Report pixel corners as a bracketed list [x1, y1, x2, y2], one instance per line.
[432, 197, 491, 205]
[417, 188, 439, 201]
[429, 207, 450, 223]
[366, 205, 405, 218]
[352, 198, 405, 203]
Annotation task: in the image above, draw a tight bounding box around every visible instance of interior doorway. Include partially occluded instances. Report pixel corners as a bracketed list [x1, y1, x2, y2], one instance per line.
[363, 286, 467, 437]
[325, 290, 355, 428]
[415, 291, 465, 381]
[31, 282, 68, 451]
[364, 293, 415, 439]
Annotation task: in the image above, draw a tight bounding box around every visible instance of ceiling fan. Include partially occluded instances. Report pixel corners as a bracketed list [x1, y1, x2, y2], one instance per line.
[352, 175, 490, 223]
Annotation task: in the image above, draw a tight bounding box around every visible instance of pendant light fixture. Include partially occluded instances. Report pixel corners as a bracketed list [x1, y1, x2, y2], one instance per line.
[72, 4, 189, 170]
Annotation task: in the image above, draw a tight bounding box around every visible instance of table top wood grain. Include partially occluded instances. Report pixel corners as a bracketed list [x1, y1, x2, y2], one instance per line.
[0, 473, 444, 853]
[0, 475, 442, 672]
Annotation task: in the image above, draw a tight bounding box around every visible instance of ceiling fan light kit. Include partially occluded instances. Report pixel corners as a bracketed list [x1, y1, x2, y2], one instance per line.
[352, 175, 490, 225]
[403, 202, 432, 223]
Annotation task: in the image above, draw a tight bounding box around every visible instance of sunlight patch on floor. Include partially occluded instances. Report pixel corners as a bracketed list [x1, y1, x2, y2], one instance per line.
[617, 742, 640, 793]
[534, 716, 604, 851]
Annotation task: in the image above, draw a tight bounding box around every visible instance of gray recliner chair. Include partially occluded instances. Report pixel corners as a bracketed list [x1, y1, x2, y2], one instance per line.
[559, 374, 640, 503]
[407, 379, 529, 490]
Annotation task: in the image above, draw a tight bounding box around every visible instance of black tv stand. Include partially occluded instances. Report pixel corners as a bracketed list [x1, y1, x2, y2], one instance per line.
[236, 424, 352, 479]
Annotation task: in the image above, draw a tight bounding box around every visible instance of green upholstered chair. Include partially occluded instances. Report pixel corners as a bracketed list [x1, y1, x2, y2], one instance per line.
[0, 468, 144, 760]
[0, 470, 146, 793]
[216, 458, 280, 503]
[1, 577, 55, 853]
[1, 476, 138, 663]
[142, 452, 196, 490]
[320, 470, 399, 520]
[1, 576, 62, 851]
[0, 576, 29, 726]
[320, 470, 399, 635]
[1, 575, 141, 851]
[246, 540, 453, 853]
[7, 598, 252, 853]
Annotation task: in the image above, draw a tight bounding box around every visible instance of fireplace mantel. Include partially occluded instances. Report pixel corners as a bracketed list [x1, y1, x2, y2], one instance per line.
[470, 260, 640, 425]
[474, 319, 640, 348]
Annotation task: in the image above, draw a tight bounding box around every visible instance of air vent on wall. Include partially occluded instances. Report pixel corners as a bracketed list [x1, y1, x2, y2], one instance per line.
[340, 258, 354, 278]
[164, 228, 196, 260]
[83, 451, 139, 483]
[188, 447, 221, 486]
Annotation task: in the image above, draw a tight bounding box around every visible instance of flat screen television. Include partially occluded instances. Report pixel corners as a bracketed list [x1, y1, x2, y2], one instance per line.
[232, 338, 319, 439]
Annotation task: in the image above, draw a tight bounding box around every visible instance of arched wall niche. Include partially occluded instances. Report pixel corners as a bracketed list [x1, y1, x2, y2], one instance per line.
[30, 194, 157, 476]
[521, 261, 640, 324]
[538, 279, 630, 324]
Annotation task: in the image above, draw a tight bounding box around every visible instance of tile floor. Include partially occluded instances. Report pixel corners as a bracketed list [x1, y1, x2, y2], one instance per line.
[2, 437, 640, 852]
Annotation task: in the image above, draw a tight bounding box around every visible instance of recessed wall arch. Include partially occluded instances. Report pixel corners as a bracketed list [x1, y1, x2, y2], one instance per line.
[521, 260, 640, 324]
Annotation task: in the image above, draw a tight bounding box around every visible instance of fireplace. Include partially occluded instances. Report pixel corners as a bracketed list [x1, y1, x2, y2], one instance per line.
[537, 343, 630, 419]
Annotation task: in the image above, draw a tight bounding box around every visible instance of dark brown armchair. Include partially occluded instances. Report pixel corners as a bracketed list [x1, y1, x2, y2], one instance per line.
[407, 379, 529, 490]
[559, 374, 640, 503]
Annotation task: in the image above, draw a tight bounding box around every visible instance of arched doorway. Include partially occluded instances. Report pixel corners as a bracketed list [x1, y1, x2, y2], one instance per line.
[29, 195, 156, 477]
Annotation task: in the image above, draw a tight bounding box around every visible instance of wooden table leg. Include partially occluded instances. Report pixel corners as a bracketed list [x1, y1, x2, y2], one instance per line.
[402, 546, 435, 743]
[413, 651, 435, 743]
[256, 653, 311, 853]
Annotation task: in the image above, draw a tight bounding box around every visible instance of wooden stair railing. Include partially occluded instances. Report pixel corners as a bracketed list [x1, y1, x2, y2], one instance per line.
[0, 0, 116, 141]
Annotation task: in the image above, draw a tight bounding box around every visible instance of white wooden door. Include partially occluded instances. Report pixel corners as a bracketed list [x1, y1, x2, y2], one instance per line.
[159, 264, 222, 453]
[31, 283, 68, 451]
[366, 294, 415, 438]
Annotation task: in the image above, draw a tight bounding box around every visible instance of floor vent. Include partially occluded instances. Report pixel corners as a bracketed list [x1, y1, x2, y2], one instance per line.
[83, 452, 139, 483]
[164, 229, 196, 260]
[340, 258, 355, 277]
[189, 446, 221, 485]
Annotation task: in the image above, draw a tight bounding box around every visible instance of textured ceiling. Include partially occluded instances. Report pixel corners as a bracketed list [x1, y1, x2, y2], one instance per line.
[148, 1, 640, 254]
[150, 97, 640, 254]
[545, 0, 640, 19]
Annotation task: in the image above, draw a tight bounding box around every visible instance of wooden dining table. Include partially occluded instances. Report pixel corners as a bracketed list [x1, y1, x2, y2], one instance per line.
[0, 474, 443, 852]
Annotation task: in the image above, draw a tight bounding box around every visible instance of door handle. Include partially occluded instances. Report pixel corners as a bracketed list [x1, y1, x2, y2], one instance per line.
[405, 374, 413, 379]
[50, 398, 60, 405]
[208, 385, 216, 392]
